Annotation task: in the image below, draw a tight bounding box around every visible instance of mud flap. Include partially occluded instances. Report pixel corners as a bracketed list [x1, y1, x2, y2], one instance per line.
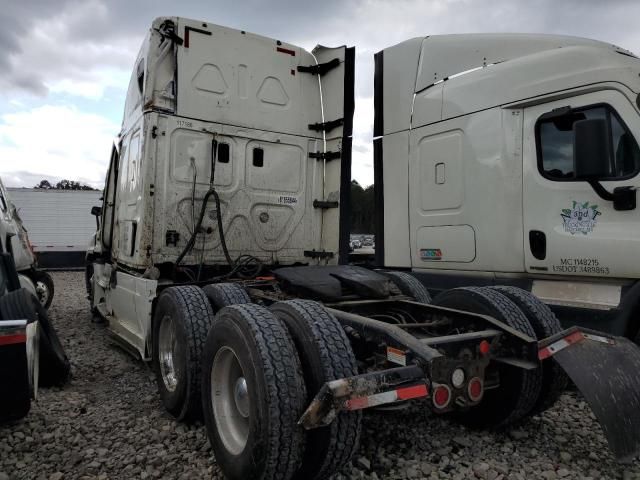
[539, 327, 640, 462]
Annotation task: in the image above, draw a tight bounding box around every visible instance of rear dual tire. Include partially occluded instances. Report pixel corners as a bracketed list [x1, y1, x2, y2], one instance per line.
[201, 304, 307, 480]
[490, 286, 568, 414]
[433, 287, 543, 428]
[152, 286, 215, 421]
[270, 300, 362, 480]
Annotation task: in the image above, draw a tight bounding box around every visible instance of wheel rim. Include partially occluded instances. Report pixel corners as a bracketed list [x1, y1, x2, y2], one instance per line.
[158, 314, 181, 392]
[211, 347, 250, 455]
[35, 280, 50, 307]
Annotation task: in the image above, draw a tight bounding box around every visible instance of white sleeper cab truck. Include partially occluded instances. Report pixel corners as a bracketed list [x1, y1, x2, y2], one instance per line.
[374, 34, 640, 343]
[87, 19, 640, 479]
[0, 178, 55, 308]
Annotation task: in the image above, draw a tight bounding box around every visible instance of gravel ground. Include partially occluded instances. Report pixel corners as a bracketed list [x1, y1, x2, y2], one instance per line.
[0, 271, 639, 480]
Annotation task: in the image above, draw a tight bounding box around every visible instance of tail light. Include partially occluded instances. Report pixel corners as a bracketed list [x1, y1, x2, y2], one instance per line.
[468, 377, 484, 402]
[432, 384, 451, 409]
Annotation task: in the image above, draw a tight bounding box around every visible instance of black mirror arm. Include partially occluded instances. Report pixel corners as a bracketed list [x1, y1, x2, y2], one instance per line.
[587, 180, 615, 201]
[587, 180, 637, 211]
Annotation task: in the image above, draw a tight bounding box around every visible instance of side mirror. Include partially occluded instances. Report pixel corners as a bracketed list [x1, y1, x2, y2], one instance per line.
[613, 186, 636, 211]
[574, 118, 611, 179]
[91, 206, 102, 230]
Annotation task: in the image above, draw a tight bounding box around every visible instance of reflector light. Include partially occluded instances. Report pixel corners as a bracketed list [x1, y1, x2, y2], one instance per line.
[479, 340, 491, 356]
[468, 377, 484, 402]
[451, 368, 465, 388]
[432, 384, 451, 409]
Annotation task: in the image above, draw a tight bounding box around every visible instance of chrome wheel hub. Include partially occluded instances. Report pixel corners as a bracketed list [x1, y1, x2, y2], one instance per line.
[211, 347, 250, 455]
[158, 315, 180, 392]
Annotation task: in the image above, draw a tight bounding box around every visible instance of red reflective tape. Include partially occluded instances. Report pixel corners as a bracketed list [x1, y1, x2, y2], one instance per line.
[539, 331, 586, 360]
[396, 384, 428, 400]
[564, 331, 585, 345]
[538, 347, 552, 360]
[345, 397, 368, 410]
[277, 47, 296, 56]
[0, 333, 26, 346]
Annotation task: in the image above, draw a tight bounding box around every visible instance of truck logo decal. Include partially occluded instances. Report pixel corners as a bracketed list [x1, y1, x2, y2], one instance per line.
[561, 201, 601, 235]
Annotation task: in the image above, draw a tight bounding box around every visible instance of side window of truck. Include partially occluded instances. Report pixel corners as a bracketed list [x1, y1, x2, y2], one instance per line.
[536, 104, 640, 181]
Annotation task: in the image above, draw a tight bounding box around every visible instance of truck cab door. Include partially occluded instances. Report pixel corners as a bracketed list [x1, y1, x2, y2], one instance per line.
[523, 90, 640, 280]
[100, 144, 119, 254]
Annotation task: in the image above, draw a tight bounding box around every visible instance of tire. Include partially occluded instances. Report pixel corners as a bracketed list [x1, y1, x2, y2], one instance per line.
[270, 300, 361, 480]
[432, 287, 542, 428]
[490, 286, 568, 414]
[0, 342, 31, 422]
[202, 283, 250, 312]
[31, 271, 54, 309]
[152, 286, 215, 421]
[201, 304, 307, 480]
[0, 288, 69, 387]
[85, 263, 95, 309]
[0, 290, 33, 422]
[383, 271, 432, 303]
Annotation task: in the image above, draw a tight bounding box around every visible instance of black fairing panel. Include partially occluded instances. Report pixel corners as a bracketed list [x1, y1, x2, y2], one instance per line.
[274, 265, 391, 301]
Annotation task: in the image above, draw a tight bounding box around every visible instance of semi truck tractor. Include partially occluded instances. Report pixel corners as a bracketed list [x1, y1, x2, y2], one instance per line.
[86, 18, 640, 480]
[0, 178, 55, 308]
[373, 34, 640, 342]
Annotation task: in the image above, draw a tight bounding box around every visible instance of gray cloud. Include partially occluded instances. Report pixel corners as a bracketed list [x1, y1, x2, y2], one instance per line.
[2, 0, 640, 187]
[2, 0, 640, 97]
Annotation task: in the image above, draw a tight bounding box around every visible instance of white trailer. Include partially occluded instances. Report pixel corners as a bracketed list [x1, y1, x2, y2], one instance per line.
[374, 34, 640, 342]
[86, 19, 640, 479]
[8, 188, 102, 269]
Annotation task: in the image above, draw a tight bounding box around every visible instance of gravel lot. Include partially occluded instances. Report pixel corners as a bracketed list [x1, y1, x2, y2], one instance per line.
[1, 271, 639, 480]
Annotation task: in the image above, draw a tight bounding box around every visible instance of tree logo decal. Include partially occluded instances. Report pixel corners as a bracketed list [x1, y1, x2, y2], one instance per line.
[561, 201, 601, 235]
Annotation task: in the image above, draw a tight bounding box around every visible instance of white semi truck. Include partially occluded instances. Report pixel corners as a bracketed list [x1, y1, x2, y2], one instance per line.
[86, 18, 640, 480]
[373, 34, 640, 342]
[0, 178, 55, 308]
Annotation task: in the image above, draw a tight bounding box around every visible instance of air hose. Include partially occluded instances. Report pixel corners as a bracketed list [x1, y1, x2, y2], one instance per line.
[172, 137, 262, 280]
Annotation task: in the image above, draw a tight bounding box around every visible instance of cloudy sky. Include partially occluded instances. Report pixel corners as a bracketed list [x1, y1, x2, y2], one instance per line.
[1, 0, 639, 188]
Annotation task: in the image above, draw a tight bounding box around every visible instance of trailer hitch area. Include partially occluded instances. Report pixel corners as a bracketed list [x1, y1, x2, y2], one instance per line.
[299, 365, 429, 429]
[538, 326, 640, 462]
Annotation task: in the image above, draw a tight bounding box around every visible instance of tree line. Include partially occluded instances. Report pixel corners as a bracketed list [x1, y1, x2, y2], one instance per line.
[34, 179, 98, 191]
[350, 180, 375, 234]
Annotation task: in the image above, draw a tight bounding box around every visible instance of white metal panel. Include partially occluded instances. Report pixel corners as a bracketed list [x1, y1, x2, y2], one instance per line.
[532, 281, 622, 310]
[414, 33, 628, 92]
[8, 189, 102, 252]
[409, 108, 525, 273]
[382, 132, 411, 268]
[175, 18, 323, 140]
[439, 46, 640, 125]
[416, 225, 476, 263]
[417, 130, 464, 211]
[150, 113, 324, 266]
[381, 38, 423, 135]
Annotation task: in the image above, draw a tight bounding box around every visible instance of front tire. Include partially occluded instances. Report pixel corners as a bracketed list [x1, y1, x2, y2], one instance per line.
[152, 286, 215, 421]
[31, 271, 54, 309]
[201, 304, 306, 480]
